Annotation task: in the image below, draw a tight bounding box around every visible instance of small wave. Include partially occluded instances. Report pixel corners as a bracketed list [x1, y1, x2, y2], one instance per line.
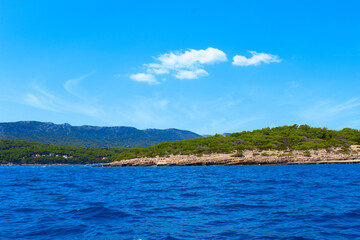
[24, 224, 87, 238]
[315, 209, 360, 224]
[343, 209, 360, 218]
[207, 219, 236, 226]
[68, 206, 133, 221]
[13, 207, 45, 213]
[62, 182, 77, 188]
[216, 230, 249, 238]
[221, 203, 271, 211]
[180, 192, 202, 197]
[141, 179, 159, 184]
[161, 235, 183, 240]
[9, 183, 31, 187]
[76, 187, 94, 193]
[152, 205, 202, 212]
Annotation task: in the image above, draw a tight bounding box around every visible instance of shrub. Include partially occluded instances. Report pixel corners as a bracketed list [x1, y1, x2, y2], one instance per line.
[303, 151, 311, 157]
[232, 150, 244, 157]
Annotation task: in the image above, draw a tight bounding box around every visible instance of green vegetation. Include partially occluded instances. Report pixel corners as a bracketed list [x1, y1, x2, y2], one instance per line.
[113, 125, 360, 161]
[1, 124, 359, 165]
[231, 150, 244, 157]
[0, 140, 123, 164]
[303, 150, 311, 157]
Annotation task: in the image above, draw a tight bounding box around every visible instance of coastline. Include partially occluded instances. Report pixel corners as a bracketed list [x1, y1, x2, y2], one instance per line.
[0, 163, 103, 166]
[2, 146, 360, 167]
[102, 145, 360, 167]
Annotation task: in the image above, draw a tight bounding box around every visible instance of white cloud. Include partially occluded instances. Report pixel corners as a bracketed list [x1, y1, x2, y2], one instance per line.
[129, 47, 227, 84]
[232, 51, 281, 66]
[127, 48, 281, 84]
[174, 69, 208, 79]
[151, 47, 227, 71]
[148, 68, 169, 75]
[130, 73, 159, 84]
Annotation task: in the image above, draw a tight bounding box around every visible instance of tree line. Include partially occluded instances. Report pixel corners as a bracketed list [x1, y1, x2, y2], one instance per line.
[0, 139, 123, 164]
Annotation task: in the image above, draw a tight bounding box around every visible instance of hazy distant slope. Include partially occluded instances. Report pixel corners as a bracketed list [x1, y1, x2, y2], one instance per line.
[0, 121, 201, 148]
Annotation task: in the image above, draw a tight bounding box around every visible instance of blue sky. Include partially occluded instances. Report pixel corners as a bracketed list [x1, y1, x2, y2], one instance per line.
[1, 0, 360, 134]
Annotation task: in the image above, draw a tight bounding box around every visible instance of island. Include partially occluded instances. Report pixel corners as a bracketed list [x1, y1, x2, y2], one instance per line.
[1, 124, 360, 166]
[103, 124, 360, 166]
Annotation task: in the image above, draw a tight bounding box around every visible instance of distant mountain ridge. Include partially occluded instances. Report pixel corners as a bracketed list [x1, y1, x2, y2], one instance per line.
[0, 121, 201, 148]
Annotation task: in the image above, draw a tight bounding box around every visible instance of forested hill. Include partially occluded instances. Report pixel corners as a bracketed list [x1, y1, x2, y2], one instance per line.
[113, 125, 360, 160]
[0, 121, 201, 148]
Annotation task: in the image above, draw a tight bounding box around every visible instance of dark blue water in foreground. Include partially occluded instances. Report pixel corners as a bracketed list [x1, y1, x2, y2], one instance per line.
[1, 165, 360, 240]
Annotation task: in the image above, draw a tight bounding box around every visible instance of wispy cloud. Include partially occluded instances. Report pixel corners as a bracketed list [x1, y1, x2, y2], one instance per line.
[16, 80, 263, 134]
[24, 85, 64, 112]
[98, 96, 174, 128]
[195, 115, 261, 135]
[24, 93, 60, 112]
[329, 98, 360, 114]
[128, 47, 227, 84]
[24, 85, 100, 118]
[20, 81, 174, 128]
[299, 98, 360, 122]
[287, 81, 300, 89]
[64, 72, 94, 100]
[232, 51, 281, 66]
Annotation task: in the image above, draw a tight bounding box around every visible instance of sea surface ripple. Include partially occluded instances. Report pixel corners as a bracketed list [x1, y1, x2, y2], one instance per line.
[0, 164, 360, 239]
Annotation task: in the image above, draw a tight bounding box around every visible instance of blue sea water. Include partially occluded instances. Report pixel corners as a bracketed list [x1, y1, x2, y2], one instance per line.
[0, 164, 360, 240]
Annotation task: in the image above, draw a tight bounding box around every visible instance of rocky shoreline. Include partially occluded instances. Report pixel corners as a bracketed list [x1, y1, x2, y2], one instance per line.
[102, 145, 360, 167]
